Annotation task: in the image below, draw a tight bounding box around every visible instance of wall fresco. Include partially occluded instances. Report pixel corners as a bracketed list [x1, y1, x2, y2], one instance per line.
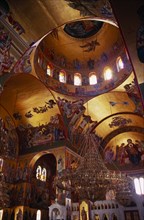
[104, 138, 144, 169]
[0, 116, 18, 158]
[16, 113, 65, 153]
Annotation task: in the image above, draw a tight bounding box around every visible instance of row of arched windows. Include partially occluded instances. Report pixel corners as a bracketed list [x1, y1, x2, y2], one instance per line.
[44, 56, 124, 86]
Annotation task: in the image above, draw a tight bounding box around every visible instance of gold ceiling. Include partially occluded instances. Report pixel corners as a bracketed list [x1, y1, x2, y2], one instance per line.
[0, 0, 144, 172]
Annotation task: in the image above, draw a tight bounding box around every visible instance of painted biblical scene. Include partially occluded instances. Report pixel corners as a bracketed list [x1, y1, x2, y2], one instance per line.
[16, 113, 66, 154]
[64, 20, 103, 39]
[0, 115, 18, 158]
[104, 138, 144, 170]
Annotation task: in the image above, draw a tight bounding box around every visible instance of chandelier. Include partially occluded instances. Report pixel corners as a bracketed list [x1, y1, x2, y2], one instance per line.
[55, 134, 134, 203]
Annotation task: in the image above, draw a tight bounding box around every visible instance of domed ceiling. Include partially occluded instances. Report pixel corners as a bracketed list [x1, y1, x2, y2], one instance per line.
[0, 0, 144, 172]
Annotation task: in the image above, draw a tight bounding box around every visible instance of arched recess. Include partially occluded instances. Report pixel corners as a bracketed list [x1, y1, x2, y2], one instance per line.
[29, 153, 57, 208]
[102, 213, 109, 220]
[29, 151, 56, 171]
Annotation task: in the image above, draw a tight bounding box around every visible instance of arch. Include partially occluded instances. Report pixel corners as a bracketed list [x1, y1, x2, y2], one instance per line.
[51, 208, 60, 220]
[59, 70, 66, 83]
[74, 73, 82, 86]
[104, 67, 112, 80]
[94, 214, 100, 220]
[116, 56, 124, 72]
[104, 204, 107, 209]
[34, 153, 56, 182]
[36, 210, 41, 220]
[89, 72, 97, 85]
[29, 151, 56, 168]
[101, 204, 104, 209]
[111, 213, 118, 220]
[102, 214, 109, 220]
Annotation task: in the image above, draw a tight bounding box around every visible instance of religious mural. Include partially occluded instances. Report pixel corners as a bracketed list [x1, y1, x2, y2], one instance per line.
[64, 20, 103, 39]
[64, 0, 116, 23]
[136, 4, 144, 63]
[16, 113, 65, 153]
[13, 99, 56, 120]
[109, 116, 132, 128]
[38, 37, 127, 73]
[13, 46, 33, 74]
[56, 96, 102, 156]
[0, 116, 18, 158]
[124, 79, 144, 115]
[0, 25, 14, 75]
[80, 201, 89, 220]
[80, 39, 100, 52]
[37, 39, 132, 97]
[104, 138, 144, 169]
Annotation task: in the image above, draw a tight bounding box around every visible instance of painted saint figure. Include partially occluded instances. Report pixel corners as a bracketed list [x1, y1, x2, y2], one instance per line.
[81, 207, 87, 220]
[136, 5, 144, 63]
[124, 139, 141, 165]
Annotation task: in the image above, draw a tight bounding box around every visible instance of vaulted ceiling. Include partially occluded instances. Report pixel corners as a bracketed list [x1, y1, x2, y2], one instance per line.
[0, 0, 144, 173]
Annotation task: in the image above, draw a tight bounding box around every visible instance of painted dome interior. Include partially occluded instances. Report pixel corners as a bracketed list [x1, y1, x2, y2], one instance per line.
[0, 0, 144, 174]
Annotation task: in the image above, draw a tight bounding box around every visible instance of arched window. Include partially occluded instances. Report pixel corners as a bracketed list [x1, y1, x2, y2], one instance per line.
[89, 72, 97, 85]
[134, 177, 144, 195]
[41, 168, 47, 182]
[36, 166, 47, 182]
[59, 70, 66, 83]
[0, 210, 3, 219]
[116, 56, 124, 72]
[46, 65, 51, 76]
[104, 67, 112, 80]
[102, 214, 109, 220]
[36, 165, 42, 180]
[38, 57, 41, 65]
[74, 73, 82, 86]
[0, 158, 3, 171]
[36, 210, 41, 220]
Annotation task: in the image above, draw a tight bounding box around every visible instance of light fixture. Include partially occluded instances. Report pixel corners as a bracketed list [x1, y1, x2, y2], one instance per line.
[55, 134, 134, 203]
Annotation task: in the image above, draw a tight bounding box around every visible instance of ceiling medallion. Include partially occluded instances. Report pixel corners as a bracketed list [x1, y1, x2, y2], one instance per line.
[64, 20, 103, 39]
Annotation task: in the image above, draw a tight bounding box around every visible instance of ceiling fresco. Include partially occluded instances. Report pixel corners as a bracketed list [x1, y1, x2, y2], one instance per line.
[64, 20, 103, 38]
[0, 0, 143, 173]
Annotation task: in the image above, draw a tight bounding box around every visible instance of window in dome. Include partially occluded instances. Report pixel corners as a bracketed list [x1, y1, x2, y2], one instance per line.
[74, 73, 82, 86]
[46, 65, 51, 76]
[36, 210, 41, 220]
[38, 57, 40, 64]
[104, 67, 113, 80]
[89, 72, 97, 85]
[38, 57, 42, 67]
[116, 57, 124, 72]
[59, 70, 66, 83]
[134, 177, 144, 195]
